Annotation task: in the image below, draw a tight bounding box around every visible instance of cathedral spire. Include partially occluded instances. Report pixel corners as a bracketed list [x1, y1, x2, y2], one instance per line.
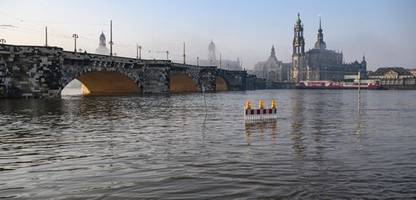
[314, 16, 326, 50]
[319, 16, 322, 30]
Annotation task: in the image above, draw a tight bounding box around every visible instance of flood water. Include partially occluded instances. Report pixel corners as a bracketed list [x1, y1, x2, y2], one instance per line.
[1, 90, 416, 199]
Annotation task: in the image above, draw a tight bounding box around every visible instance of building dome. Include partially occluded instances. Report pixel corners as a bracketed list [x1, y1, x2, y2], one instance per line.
[96, 32, 109, 55]
[314, 17, 326, 50]
[208, 41, 216, 51]
[99, 32, 106, 47]
[208, 40, 217, 64]
[314, 40, 326, 50]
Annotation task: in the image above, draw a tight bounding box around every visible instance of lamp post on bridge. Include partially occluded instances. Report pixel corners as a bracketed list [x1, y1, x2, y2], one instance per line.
[109, 20, 113, 57]
[136, 44, 142, 59]
[72, 34, 79, 52]
[45, 26, 48, 47]
[155, 50, 169, 60]
[219, 53, 222, 69]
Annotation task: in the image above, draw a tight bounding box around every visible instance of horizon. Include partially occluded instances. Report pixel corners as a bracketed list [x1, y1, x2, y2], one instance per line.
[1, 0, 415, 70]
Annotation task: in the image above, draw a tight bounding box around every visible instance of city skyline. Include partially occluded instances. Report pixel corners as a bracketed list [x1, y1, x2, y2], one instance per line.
[1, 0, 415, 70]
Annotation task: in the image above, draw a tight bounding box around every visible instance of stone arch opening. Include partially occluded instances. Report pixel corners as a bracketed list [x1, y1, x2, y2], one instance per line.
[62, 71, 141, 96]
[216, 76, 229, 91]
[169, 74, 199, 93]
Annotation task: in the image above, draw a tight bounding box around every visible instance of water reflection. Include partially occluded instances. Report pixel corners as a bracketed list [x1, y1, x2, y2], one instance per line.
[244, 120, 278, 145]
[354, 90, 365, 147]
[290, 90, 306, 159]
[1, 90, 415, 199]
[355, 90, 363, 135]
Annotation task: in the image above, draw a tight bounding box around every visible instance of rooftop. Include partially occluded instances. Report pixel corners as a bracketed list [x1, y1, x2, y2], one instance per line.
[372, 67, 412, 76]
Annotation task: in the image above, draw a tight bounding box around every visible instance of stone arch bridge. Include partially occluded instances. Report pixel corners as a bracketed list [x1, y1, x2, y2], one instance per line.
[0, 45, 250, 98]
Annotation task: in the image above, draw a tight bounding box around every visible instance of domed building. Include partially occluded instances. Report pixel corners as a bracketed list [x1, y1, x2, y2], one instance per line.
[95, 32, 109, 55]
[198, 40, 243, 71]
[208, 40, 217, 65]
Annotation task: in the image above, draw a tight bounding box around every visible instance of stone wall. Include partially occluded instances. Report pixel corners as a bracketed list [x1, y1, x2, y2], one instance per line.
[0, 45, 63, 98]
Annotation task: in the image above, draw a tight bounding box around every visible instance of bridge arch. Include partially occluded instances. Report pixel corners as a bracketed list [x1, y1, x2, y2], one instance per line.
[62, 68, 143, 96]
[169, 73, 199, 93]
[215, 76, 229, 91]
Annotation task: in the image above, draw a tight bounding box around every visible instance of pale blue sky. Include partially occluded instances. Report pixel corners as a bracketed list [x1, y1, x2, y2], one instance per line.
[1, 0, 415, 70]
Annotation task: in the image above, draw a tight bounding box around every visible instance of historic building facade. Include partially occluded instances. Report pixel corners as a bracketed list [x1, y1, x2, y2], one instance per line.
[290, 14, 367, 82]
[252, 45, 290, 82]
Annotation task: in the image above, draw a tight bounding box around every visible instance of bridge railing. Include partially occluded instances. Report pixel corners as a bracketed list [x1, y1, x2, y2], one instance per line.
[62, 51, 173, 65]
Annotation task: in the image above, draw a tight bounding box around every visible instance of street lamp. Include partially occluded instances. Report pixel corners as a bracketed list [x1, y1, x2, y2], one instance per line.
[136, 44, 142, 59]
[72, 34, 79, 52]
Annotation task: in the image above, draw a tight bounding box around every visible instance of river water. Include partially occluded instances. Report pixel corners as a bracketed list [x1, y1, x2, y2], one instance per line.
[1, 90, 415, 199]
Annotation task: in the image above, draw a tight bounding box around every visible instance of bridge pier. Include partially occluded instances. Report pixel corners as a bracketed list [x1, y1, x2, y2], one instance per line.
[142, 65, 169, 94]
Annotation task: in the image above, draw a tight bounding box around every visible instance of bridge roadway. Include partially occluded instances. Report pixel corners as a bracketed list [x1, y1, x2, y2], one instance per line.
[0, 44, 254, 98]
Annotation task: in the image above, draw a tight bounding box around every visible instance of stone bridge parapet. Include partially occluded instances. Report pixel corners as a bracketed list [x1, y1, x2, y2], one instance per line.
[0, 44, 254, 98]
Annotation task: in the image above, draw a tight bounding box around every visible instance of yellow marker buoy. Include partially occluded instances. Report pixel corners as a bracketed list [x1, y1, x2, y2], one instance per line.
[244, 101, 252, 110]
[258, 100, 265, 109]
[271, 99, 277, 109]
[244, 99, 278, 122]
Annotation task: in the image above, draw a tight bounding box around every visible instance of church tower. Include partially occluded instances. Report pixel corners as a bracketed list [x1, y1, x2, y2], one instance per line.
[314, 17, 326, 50]
[291, 13, 306, 82]
[360, 55, 367, 77]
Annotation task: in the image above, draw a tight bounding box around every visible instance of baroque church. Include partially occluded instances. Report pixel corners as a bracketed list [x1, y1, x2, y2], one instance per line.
[291, 13, 367, 82]
[253, 45, 291, 82]
[198, 41, 243, 71]
[95, 32, 109, 55]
